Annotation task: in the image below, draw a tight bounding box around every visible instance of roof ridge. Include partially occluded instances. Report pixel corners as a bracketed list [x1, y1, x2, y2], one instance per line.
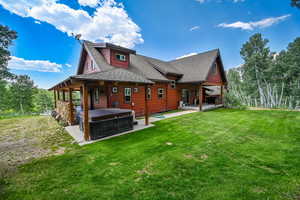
[169, 49, 219, 63]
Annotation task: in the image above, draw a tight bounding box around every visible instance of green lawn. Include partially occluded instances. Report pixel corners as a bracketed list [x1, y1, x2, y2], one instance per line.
[2, 109, 300, 200]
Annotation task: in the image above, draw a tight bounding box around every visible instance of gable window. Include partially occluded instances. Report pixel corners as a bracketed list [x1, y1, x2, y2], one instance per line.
[211, 63, 217, 75]
[158, 88, 164, 99]
[116, 54, 126, 62]
[124, 88, 132, 103]
[112, 87, 118, 94]
[171, 80, 176, 89]
[147, 88, 151, 100]
[90, 59, 95, 70]
[134, 88, 139, 93]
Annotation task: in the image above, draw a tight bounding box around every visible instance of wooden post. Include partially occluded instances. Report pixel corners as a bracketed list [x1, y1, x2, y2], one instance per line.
[199, 84, 203, 111]
[68, 88, 74, 125]
[53, 89, 57, 109]
[62, 90, 66, 101]
[57, 90, 60, 100]
[220, 85, 223, 105]
[82, 84, 90, 141]
[144, 85, 149, 125]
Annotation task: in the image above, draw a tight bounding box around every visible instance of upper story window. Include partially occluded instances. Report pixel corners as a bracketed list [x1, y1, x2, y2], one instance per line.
[211, 63, 217, 75]
[91, 59, 96, 70]
[158, 88, 164, 99]
[112, 87, 118, 94]
[116, 54, 126, 62]
[124, 88, 132, 103]
[171, 80, 176, 89]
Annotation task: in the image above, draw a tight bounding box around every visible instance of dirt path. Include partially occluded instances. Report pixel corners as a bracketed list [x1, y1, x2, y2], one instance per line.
[0, 116, 75, 177]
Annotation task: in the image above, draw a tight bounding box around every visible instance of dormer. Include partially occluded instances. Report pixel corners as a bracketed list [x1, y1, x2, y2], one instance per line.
[96, 43, 136, 69]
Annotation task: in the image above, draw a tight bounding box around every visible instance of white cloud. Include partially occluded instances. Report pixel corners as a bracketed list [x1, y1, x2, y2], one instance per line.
[34, 20, 41, 24]
[78, 0, 100, 8]
[65, 64, 72, 68]
[190, 26, 200, 31]
[0, 0, 143, 48]
[176, 53, 197, 60]
[8, 56, 63, 72]
[218, 14, 291, 30]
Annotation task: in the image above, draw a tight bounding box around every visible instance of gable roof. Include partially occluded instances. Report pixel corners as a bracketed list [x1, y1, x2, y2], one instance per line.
[169, 49, 220, 83]
[73, 68, 153, 84]
[76, 41, 226, 84]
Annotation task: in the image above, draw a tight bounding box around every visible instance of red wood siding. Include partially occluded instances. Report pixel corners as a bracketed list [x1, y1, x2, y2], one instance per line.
[83, 54, 100, 74]
[147, 83, 168, 114]
[110, 49, 130, 69]
[206, 62, 222, 83]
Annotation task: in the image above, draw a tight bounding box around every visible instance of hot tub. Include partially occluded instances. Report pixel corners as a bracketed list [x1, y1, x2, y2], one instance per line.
[79, 108, 133, 140]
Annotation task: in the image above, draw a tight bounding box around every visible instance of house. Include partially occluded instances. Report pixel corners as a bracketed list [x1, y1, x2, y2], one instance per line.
[49, 41, 227, 141]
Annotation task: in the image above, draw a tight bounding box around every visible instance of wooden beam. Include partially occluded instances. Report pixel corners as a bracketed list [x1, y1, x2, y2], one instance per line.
[68, 88, 74, 125]
[53, 90, 57, 109]
[57, 90, 60, 100]
[144, 85, 149, 125]
[220, 85, 223, 105]
[199, 84, 203, 111]
[82, 84, 90, 141]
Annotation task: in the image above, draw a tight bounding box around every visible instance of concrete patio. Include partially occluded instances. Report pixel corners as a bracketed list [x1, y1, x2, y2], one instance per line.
[65, 104, 223, 146]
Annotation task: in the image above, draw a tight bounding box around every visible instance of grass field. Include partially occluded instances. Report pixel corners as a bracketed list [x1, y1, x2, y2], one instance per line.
[1, 109, 300, 200]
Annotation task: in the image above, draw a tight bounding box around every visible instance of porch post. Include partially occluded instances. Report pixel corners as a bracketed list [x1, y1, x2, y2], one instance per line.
[57, 90, 60, 100]
[82, 84, 90, 141]
[144, 85, 149, 125]
[220, 85, 223, 105]
[68, 88, 74, 125]
[62, 90, 66, 101]
[199, 83, 203, 111]
[53, 89, 57, 109]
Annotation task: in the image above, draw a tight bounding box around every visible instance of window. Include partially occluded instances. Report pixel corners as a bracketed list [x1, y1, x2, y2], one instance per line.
[171, 80, 176, 89]
[90, 59, 95, 70]
[94, 88, 100, 104]
[116, 54, 126, 61]
[134, 88, 139, 93]
[112, 87, 118, 93]
[158, 88, 164, 99]
[211, 63, 217, 75]
[124, 88, 132, 103]
[147, 88, 151, 100]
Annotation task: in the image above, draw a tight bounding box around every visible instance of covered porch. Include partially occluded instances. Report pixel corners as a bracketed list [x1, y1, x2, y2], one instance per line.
[49, 72, 153, 142]
[179, 81, 226, 111]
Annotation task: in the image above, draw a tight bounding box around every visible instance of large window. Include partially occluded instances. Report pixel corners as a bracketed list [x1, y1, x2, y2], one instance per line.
[147, 88, 151, 100]
[116, 54, 126, 61]
[91, 59, 96, 70]
[94, 88, 100, 104]
[124, 88, 132, 103]
[158, 88, 164, 99]
[211, 63, 217, 75]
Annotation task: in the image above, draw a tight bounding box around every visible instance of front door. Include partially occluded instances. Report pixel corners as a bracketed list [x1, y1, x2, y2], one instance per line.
[182, 89, 190, 105]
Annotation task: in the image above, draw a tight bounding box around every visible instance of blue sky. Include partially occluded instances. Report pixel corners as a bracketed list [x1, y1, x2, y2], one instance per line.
[0, 0, 299, 89]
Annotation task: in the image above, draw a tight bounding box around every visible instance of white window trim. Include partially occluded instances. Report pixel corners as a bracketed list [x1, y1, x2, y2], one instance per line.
[112, 87, 118, 93]
[158, 88, 164, 99]
[116, 54, 126, 61]
[124, 88, 132, 103]
[147, 88, 151, 100]
[171, 80, 176, 89]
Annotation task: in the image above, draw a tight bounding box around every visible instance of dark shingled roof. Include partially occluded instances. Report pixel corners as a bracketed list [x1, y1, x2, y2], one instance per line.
[169, 49, 219, 83]
[72, 68, 153, 84]
[75, 41, 223, 84]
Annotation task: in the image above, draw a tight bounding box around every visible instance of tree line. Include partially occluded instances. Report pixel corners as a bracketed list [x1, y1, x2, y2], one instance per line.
[0, 25, 53, 117]
[226, 33, 300, 109]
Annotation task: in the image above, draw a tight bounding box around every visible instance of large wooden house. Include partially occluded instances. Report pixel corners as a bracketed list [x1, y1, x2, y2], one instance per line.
[49, 41, 227, 141]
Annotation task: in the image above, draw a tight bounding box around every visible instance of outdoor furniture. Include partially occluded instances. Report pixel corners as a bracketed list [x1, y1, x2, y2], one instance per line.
[79, 108, 133, 140]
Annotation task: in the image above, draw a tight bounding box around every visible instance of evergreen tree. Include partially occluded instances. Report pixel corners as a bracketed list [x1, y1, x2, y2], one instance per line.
[0, 25, 17, 79]
[240, 33, 274, 103]
[10, 75, 36, 113]
[292, 0, 300, 8]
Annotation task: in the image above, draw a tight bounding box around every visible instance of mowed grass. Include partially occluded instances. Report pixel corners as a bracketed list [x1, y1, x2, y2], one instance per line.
[2, 109, 300, 200]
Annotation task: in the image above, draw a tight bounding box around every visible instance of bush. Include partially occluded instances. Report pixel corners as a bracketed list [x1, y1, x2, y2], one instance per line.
[224, 91, 247, 109]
